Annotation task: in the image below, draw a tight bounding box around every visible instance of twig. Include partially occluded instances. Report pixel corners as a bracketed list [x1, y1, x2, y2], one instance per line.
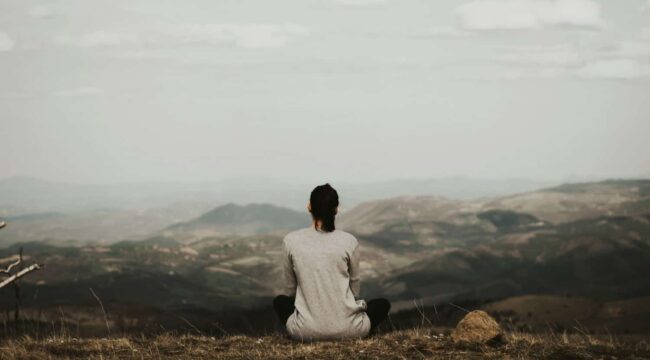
[89, 287, 111, 336]
[13, 248, 23, 327]
[211, 321, 230, 336]
[0, 264, 42, 289]
[0, 255, 22, 275]
[58, 306, 67, 338]
[573, 319, 593, 343]
[412, 299, 433, 328]
[447, 302, 471, 314]
[172, 313, 202, 335]
[545, 320, 560, 343]
[433, 303, 439, 321]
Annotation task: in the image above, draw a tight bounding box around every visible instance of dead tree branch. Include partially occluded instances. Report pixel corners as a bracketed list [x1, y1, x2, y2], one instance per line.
[0, 243, 44, 290]
[0, 256, 22, 275]
[0, 245, 43, 290]
[0, 223, 44, 330]
[0, 263, 42, 289]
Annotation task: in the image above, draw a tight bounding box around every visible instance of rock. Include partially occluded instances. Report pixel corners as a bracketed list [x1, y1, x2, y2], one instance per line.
[451, 310, 503, 345]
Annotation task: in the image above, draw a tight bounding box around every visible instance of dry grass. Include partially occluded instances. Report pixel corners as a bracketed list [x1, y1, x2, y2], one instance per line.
[0, 327, 648, 360]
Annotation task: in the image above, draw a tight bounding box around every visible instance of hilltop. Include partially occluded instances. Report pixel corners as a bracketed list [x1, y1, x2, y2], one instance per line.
[162, 203, 311, 241]
[1, 328, 648, 359]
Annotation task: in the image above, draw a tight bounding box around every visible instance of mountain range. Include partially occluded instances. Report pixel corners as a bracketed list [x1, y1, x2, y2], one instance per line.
[0, 175, 559, 215]
[0, 175, 560, 246]
[0, 178, 649, 334]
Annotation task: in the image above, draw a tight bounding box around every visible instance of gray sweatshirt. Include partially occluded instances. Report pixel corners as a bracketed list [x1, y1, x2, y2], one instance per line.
[282, 227, 371, 341]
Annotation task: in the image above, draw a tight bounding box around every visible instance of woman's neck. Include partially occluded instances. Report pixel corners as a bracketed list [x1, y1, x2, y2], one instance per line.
[313, 219, 325, 232]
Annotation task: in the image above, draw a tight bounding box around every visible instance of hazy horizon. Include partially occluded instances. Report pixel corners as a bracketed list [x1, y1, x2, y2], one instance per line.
[1, 172, 642, 186]
[1, 0, 649, 184]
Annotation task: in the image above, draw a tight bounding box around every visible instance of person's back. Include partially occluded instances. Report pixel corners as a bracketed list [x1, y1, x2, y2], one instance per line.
[273, 183, 391, 341]
[282, 227, 370, 340]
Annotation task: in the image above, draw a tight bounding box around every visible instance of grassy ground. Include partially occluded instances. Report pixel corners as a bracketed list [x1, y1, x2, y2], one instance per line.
[0, 327, 648, 359]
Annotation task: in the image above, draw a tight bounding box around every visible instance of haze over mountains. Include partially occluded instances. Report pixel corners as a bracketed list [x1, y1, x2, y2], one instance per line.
[0, 175, 559, 245]
[0, 177, 649, 335]
[161, 203, 312, 242]
[0, 175, 558, 214]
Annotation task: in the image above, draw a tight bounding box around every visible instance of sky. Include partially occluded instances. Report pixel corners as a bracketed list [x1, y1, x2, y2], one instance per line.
[0, 0, 649, 184]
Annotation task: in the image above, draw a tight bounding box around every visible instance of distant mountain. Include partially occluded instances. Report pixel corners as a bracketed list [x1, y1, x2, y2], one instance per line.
[382, 213, 650, 307]
[0, 176, 222, 215]
[0, 175, 571, 246]
[0, 204, 213, 248]
[480, 179, 650, 223]
[148, 178, 650, 307]
[3, 178, 650, 335]
[337, 195, 482, 251]
[339, 179, 650, 246]
[338, 179, 650, 305]
[0, 175, 561, 216]
[335, 177, 557, 205]
[161, 203, 311, 241]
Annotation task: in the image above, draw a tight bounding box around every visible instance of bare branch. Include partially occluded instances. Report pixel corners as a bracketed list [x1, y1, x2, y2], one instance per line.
[89, 287, 111, 336]
[0, 257, 22, 275]
[0, 263, 42, 289]
[1, 247, 26, 275]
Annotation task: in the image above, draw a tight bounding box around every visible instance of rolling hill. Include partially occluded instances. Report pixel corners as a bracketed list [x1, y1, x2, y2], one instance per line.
[0, 203, 213, 247]
[340, 180, 650, 306]
[1, 179, 649, 336]
[160, 203, 311, 241]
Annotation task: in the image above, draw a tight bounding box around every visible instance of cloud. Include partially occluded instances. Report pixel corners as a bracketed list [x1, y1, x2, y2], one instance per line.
[53, 87, 105, 97]
[643, 0, 650, 12]
[489, 45, 579, 79]
[112, 49, 170, 60]
[492, 40, 650, 80]
[494, 44, 584, 66]
[601, 41, 650, 59]
[28, 5, 52, 18]
[55, 31, 137, 48]
[496, 67, 565, 79]
[362, 25, 470, 40]
[577, 59, 650, 79]
[333, 0, 386, 6]
[641, 27, 650, 40]
[409, 26, 469, 38]
[55, 24, 309, 50]
[0, 32, 14, 51]
[456, 0, 603, 31]
[173, 23, 309, 49]
[0, 91, 29, 99]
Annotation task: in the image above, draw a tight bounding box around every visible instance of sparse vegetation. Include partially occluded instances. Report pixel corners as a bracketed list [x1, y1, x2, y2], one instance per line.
[0, 327, 648, 359]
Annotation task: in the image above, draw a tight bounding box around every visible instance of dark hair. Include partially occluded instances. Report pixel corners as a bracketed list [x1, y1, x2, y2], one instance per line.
[309, 183, 339, 233]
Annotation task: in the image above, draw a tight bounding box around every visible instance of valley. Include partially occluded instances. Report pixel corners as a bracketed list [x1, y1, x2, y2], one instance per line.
[0, 179, 649, 336]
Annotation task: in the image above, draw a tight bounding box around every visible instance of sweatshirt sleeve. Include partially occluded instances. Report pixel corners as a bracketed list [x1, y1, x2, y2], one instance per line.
[348, 241, 362, 300]
[282, 239, 297, 296]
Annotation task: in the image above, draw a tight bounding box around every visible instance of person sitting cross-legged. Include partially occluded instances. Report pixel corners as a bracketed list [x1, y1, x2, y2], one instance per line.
[273, 183, 391, 341]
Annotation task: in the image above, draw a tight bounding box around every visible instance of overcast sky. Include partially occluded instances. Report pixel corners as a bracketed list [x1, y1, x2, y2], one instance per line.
[0, 0, 648, 184]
